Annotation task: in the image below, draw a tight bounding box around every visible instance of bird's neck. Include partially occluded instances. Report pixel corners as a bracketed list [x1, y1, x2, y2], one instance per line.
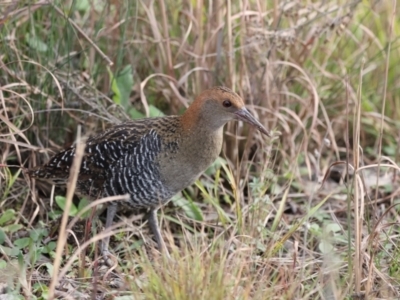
[179, 104, 227, 165]
[158, 108, 225, 195]
[180, 113, 225, 156]
[181, 105, 228, 134]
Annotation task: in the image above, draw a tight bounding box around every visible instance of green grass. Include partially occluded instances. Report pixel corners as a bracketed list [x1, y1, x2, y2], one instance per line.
[1, 0, 400, 299]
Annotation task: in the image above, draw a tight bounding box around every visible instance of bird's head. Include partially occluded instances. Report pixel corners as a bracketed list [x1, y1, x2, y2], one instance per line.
[183, 86, 270, 137]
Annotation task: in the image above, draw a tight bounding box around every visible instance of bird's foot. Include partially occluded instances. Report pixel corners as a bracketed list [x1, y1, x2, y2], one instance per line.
[101, 248, 118, 268]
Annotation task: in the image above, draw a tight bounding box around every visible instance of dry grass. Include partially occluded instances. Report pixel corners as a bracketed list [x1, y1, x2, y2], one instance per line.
[1, 0, 400, 299]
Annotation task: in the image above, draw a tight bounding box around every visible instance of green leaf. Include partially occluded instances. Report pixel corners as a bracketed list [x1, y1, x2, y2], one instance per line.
[14, 237, 30, 249]
[42, 242, 56, 254]
[45, 262, 54, 277]
[205, 157, 225, 176]
[29, 246, 40, 264]
[75, 0, 90, 11]
[319, 240, 334, 254]
[2, 167, 21, 200]
[30, 228, 48, 242]
[172, 194, 203, 221]
[325, 223, 341, 234]
[109, 65, 134, 109]
[116, 65, 134, 109]
[0, 259, 6, 269]
[0, 209, 15, 225]
[149, 104, 165, 117]
[55, 196, 78, 217]
[108, 68, 121, 105]
[0, 246, 20, 256]
[309, 223, 321, 235]
[0, 229, 5, 244]
[48, 210, 62, 220]
[25, 33, 48, 52]
[128, 107, 145, 119]
[77, 198, 92, 218]
[5, 224, 23, 233]
[383, 145, 396, 156]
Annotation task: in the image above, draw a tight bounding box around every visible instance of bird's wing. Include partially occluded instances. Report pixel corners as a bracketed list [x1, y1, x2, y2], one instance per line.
[28, 120, 155, 185]
[103, 129, 168, 207]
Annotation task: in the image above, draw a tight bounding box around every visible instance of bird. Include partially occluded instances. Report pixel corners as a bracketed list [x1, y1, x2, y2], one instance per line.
[28, 86, 270, 257]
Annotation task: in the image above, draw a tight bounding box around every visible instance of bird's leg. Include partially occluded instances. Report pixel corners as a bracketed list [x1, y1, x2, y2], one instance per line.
[101, 202, 117, 257]
[146, 208, 170, 257]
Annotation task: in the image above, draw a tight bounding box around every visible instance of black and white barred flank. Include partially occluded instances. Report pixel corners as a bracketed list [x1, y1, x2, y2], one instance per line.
[29, 117, 181, 209]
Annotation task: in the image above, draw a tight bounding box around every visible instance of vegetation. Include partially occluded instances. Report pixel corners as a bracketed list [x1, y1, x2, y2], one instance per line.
[0, 0, 399, 299]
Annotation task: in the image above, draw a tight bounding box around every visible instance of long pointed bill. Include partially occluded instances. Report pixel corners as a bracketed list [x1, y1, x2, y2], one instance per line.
[235, 108, 271, 137]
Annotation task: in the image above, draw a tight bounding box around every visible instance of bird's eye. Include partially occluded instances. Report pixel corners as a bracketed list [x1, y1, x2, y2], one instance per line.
[222, 100, 232, 107]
